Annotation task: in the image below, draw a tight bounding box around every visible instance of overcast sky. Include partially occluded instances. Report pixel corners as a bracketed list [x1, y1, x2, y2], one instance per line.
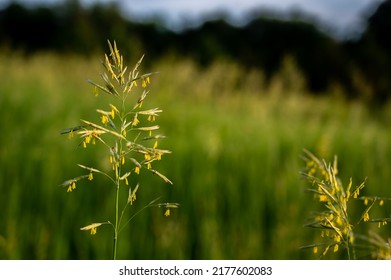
[1, 0, 383, 34]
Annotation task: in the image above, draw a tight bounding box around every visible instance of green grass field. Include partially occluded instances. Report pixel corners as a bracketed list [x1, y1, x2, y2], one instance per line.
[1, 52, 391, 259]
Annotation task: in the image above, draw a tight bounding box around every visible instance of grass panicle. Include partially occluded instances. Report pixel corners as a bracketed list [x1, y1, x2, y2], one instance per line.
[60, 40, 177, 259]
[301, 149, 391, 259]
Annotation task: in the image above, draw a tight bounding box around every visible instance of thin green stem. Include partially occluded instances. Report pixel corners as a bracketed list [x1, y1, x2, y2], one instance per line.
[113, 124, 125, 259]
[113, 177, 120, 260]
[119, 197, 161, 233]
[113, 138, 122, 260]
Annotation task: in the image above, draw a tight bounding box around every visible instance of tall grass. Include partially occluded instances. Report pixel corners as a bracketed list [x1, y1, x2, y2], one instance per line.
[0, 52, 391, 259]
[60, 42, 177, 260]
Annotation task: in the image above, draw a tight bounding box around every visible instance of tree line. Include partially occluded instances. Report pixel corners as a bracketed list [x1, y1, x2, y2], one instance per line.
[1, 0, 390, 102]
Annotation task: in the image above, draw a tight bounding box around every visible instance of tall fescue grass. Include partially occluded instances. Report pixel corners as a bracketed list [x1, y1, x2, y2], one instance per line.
[1, 52, 391, 259]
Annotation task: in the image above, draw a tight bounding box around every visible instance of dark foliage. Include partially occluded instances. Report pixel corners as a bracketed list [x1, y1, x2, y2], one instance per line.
[1, 0, 390, 102]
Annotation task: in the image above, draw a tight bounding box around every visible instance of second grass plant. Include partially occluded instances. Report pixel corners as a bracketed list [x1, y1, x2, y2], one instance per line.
[301, 150, 391, 259]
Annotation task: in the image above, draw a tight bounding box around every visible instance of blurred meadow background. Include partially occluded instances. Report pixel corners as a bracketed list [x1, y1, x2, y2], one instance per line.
[1, 0, 391, 259]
